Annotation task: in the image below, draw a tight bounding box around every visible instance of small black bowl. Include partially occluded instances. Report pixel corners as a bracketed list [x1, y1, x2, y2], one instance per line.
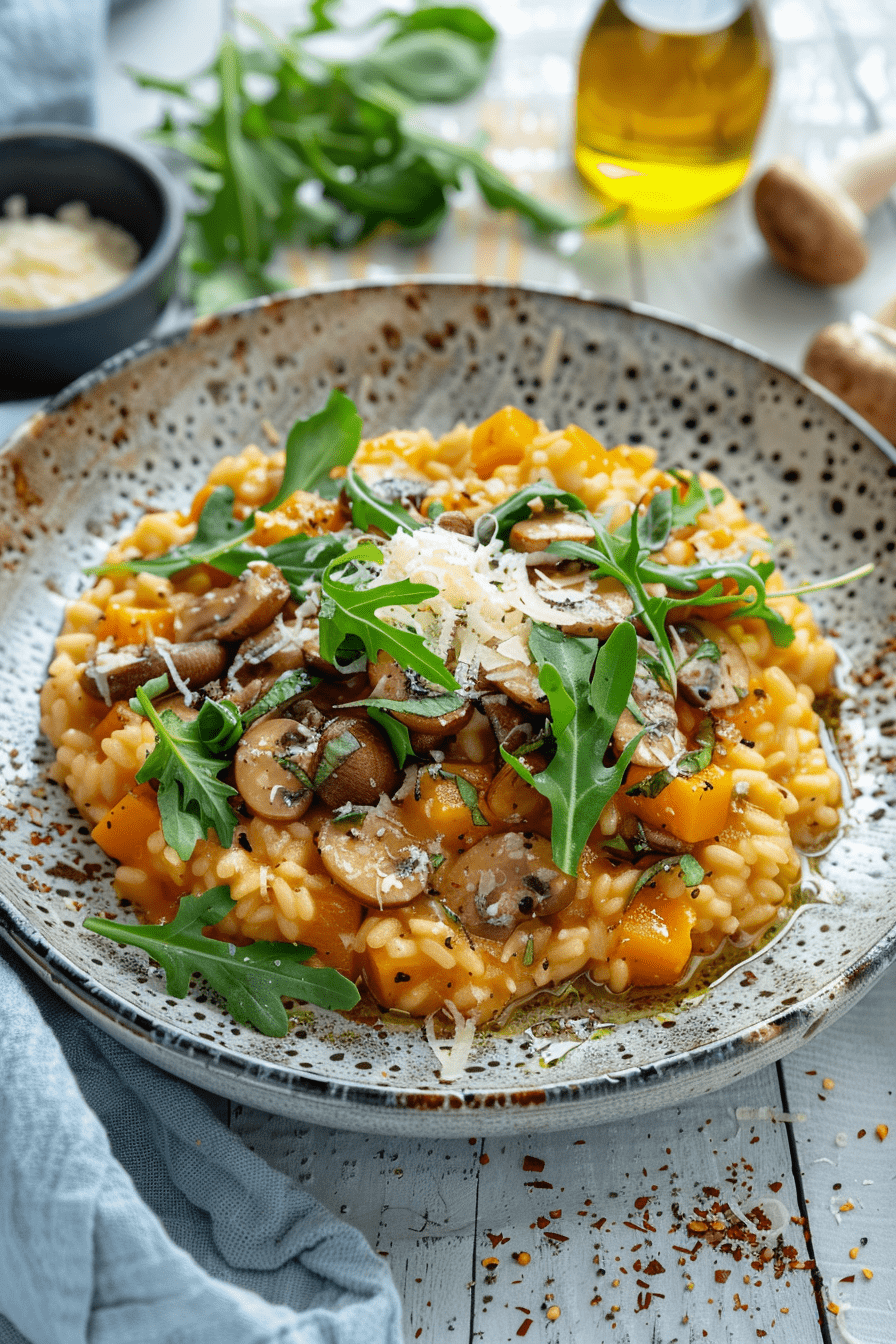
[0, 125, 184, 390]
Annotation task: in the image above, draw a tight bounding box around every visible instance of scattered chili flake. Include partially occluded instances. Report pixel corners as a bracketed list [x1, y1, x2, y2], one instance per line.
[523, 1155, 545, 1172]
[876, 1123, 889, 1141]
[481, 1257, 499, 1269]
[479, 1154, 489, 1165]
[839, 1201, 855, 1212]
[715, 1270, 731, 1283]
[543, 1232, 568, 1244]
[486, 1233, 508, 1248]
[516, 1320, 533, 1337]
[827, 1303, 840, 1315]
[768, 1181, 783, 1193]
[549, 1209, 562, 1220]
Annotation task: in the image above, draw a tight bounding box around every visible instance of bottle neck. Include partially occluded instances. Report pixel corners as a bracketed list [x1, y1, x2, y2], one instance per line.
[618, 0, 749, 34]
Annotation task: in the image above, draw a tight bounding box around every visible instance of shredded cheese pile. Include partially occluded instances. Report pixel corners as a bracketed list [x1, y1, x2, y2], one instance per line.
[0, 196, 140, 310]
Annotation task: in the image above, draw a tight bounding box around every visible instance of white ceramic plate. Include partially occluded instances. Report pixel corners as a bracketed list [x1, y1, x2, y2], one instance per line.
[2, 281, 894, 1135]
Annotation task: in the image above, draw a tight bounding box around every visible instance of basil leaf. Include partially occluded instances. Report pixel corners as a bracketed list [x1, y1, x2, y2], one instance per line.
[346, 692, 466, 718]
[84, 886, 360, 1035]
[627, 853, 706, 906]
[346, 467, 425, 537]
[440, 770, 487, 826]
[679, 853, 706, 887]
[627, 718, 714, 799]
[313, 730, 360, 787]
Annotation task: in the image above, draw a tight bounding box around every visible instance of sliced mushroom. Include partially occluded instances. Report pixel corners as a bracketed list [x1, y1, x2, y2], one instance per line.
[673, 623, 750, 712]
[479, 692, 538, 754]
[433, 510, 474, 535]
[613, 655, 686, 769]
[314, 715, 400, 810]
[318, 806, 432, 907]
[233, 715, 319, 822]
[437, 832, 576, 942]
[533, 574, 633, 638]
[81, 640, 227, 705]
[509, 511, 595, 553]
[483, 661, 549, 715]
[484, 754, 548, 827]
[367, 653, 472, 737]
[174, 562, 291, 643]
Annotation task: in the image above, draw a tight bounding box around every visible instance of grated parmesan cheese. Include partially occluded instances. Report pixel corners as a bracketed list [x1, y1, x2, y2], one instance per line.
[0, 196, 140, 310]
[424, 1001, 476, 1082]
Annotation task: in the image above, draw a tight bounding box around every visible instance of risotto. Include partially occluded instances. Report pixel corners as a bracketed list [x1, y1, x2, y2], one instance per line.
[40, 400, 843, 1028]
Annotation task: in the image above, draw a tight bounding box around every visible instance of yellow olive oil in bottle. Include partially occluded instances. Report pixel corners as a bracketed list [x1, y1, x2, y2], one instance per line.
[575, 0, 773, 217]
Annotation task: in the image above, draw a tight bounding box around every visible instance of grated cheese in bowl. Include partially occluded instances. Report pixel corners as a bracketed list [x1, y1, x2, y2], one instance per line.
[0, 195, 140, 311]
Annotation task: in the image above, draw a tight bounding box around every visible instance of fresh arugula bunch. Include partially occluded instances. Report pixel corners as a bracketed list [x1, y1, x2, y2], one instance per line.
[131, 2, 620, 311]
[501, 622, 642, 876]
[84, 885, 359, 1035]
[90, 390, 359, 590]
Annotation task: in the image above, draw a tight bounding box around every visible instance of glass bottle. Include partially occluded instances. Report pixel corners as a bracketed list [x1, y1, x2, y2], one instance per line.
[575, 0, 773, 218]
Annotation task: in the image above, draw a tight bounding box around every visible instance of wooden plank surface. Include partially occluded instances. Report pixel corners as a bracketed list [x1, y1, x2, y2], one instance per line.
[101, 1, 896, 1341]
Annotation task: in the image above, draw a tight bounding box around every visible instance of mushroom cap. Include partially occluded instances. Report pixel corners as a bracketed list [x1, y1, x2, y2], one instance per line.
[233, 716, 316, 821]
[754, 158, 868, 285]
[804, 318, 896, 443]
[314, 715, 400, 809]
[437, 831, 576, 942]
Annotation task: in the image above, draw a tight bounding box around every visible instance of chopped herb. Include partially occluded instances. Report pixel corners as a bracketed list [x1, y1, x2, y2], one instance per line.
[522, 935, 535, 966]
[240, 668, 319, 725]
[627, 853, 706, 905]
[627, 717, 714, 799]
[347, 691, 466, 717]
[440, 770, 487, 826]
[311, 728, 359, 786]
[318, 541, 459, 690]
[430, 853, 446, 870]
[84, 885, 359, 1035]
[502, 622, 642, 876]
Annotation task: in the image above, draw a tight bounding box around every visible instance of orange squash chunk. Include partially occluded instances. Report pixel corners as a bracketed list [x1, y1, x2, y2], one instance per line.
[622, 763, 733, 845]
[400, 764, 493, 851]
[470, 406, 538, 475]
[95, 600, 174, 645]
[92, 783, 160, 865]
[614, 891, 696, 987]
[553, 424, 611, 478]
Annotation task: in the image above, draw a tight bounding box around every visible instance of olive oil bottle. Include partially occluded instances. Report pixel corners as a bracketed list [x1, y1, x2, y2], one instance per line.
[575, 0, 773, 218]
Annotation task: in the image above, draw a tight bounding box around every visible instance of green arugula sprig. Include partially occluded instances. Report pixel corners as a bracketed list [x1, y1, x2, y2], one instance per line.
[130, 4, 620, 311]
[319, 541, 459, 689]
[88, 391, 359, 587]
[547, 476, 790, 694]
[501, 622, 642, 876]
[345, 467, 425, 537]
[84, 886, 359, 1035]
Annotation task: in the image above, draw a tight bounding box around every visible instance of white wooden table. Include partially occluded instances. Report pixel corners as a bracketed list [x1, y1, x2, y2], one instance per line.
[97, 2, 896, 1339]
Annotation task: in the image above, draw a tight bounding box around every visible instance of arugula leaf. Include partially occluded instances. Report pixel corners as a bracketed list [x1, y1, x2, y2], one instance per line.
[240, 668, 319, 725]
[366, 706, 415, 767]
[133, 687, 238, 860]
[346, 467, 425, 537]
[89, 394, 358, 587]
[273, 389, 363, 501]
[196, 697, 244, 753]
[475, 481, 588, 545]
[319, 542, 459, 690]
[502, 622, 642, 876]
[84, 886, 360, 1036]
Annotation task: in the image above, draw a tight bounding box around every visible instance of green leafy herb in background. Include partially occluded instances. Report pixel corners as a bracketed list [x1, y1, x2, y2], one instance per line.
[84, 886, 360, 1035]
[130, 2, 621, 311]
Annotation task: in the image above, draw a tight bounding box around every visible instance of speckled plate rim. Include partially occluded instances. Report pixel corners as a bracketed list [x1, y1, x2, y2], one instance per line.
[3, 278, 896, 1134]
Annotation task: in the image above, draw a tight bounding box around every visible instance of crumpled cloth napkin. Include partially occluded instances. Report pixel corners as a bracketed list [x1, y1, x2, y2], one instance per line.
[0, 941, 404, 1344]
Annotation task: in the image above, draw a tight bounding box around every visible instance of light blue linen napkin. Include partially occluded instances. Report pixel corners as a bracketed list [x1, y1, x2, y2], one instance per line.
[0, 0, 105, 126]
[0, 940, 404, 1344]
